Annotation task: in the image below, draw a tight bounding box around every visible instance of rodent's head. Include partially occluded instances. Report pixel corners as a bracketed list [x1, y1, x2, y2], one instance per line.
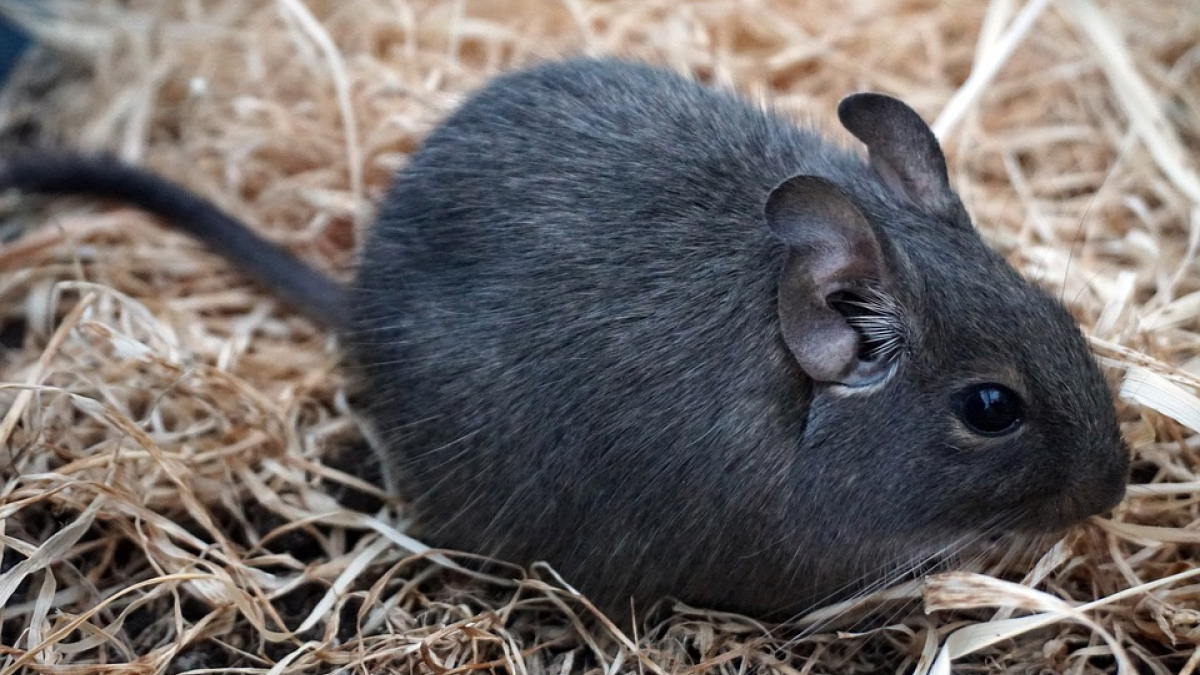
[765, 94, 1128, 567]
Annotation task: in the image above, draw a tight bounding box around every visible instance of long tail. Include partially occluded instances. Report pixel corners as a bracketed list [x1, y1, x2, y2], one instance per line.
[0, 150, 347, 325]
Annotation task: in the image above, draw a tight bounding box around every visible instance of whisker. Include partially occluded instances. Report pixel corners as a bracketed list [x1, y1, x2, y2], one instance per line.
[767, 519, 1008, 651]
[1059, 127, 1135, 302]
[776, 509, 1030, 648]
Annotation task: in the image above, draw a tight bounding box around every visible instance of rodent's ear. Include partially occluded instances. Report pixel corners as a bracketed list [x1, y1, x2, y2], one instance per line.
[765, 175, 892, 387]
[837, 93, 958, 215]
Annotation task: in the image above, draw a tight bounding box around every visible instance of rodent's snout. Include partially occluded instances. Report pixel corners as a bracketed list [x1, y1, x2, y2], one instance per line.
[1095, 447, 1131, 513]
[1084, 472, 1127, 518]
[1025, 441, 1129, 532]
[1066, 442, 1130, 522]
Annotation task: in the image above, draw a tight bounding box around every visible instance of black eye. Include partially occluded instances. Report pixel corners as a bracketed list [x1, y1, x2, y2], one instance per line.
[958, 384, 1024, 436]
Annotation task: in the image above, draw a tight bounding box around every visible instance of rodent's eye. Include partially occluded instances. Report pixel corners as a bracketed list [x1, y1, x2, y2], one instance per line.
[958, 384, 1024, 436]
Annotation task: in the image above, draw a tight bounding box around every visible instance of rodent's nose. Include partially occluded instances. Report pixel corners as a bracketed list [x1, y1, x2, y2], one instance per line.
[1092, 474, 1127, 515]
[1103, 462, 1130, 511]
[1047, 481, 1124, 532]
[1080, 447, 1130, 517]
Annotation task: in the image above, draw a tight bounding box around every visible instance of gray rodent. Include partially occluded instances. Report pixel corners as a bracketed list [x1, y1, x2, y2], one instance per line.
[0, 58, 1129, 620]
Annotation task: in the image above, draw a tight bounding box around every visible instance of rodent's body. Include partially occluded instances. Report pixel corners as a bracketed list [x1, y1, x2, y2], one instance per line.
[349, 60, 1125, 615]
[2, 58, 1129, 619]
[354, 62, 826, 612]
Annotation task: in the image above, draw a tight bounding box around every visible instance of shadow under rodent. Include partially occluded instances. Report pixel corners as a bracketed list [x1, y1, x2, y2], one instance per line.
[0, 58, 1129, 621]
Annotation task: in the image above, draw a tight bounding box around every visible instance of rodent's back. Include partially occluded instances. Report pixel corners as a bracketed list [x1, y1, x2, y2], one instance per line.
[347, 59, 853, 610]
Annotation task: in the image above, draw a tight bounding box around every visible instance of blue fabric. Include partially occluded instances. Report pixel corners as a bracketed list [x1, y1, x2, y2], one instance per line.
[0, 13, 31, 89]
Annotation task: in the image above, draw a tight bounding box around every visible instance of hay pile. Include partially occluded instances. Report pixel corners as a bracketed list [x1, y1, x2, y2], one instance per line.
[1, 0, 1198, 673]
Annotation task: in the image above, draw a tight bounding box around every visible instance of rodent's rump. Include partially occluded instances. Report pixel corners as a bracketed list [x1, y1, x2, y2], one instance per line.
[1, 57, 1129, 619]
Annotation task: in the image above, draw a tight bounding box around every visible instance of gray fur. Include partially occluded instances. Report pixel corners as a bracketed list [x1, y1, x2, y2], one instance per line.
[346, 58, 1128, 616]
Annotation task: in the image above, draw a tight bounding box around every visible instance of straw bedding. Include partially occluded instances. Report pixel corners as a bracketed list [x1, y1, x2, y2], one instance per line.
[0, 0, 1197, 673]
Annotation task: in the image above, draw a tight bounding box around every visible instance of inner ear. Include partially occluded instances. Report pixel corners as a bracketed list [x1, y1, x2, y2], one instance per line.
[837, 93, 958, 215]
[765, 175, 898, 387]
